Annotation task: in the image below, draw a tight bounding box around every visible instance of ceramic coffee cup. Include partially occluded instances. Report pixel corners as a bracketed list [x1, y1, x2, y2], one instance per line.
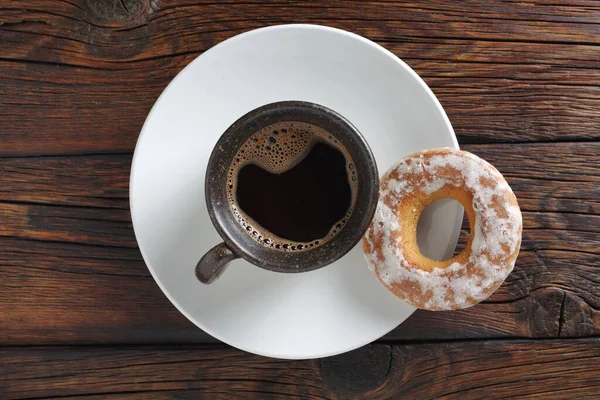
[195, 101, 378, 283]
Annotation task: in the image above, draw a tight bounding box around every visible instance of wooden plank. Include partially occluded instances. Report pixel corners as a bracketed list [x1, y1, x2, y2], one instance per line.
[0, 155, 130, 209]
[0, 143, 597, 211]
[1, 200, 597, 257]
[0, 203, 135, 247]
[2, 340, 600, 399]
[0, 238, 216, 345]
[1, 2, 600, 155]
[0, 142, 598, 344]
[1, 237, 597, 344]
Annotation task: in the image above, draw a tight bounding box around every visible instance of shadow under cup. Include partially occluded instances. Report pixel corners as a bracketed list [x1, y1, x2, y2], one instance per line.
[196, 101, 379, 284]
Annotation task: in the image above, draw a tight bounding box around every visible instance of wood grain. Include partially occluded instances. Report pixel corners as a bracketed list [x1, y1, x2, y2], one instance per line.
[0, 238, 216, 345]
[1, 142, 598, 344]
[1, 1, 600, 397]
[2, 142, 598, 211]
[0, 155, 129, 208]
[2, 340, 600, 399]
[1, 0, 600, 156]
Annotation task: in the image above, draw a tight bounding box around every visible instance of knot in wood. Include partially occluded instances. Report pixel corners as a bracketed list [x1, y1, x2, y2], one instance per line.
[319, 344, 392, 399]
[83, 0, 154, 24]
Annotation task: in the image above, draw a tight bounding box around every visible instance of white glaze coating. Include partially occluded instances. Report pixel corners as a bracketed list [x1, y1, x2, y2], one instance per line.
[363, 148, 522, 310]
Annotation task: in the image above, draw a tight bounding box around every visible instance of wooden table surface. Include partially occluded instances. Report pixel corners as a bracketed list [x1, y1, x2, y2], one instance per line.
[1, 1, 599, 398]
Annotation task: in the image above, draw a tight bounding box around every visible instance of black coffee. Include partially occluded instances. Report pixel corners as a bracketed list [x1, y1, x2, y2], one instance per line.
[227, 121, 357, 251]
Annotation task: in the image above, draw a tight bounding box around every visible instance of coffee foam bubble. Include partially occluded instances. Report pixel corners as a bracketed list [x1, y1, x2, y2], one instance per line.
[227, 121, 358, 252]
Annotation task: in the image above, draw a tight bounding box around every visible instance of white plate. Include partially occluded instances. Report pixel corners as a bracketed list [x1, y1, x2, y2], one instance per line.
[130, 24, 462, 359]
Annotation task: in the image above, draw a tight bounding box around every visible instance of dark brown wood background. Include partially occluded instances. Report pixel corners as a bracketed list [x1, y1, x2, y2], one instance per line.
[1, 0, 599, 398]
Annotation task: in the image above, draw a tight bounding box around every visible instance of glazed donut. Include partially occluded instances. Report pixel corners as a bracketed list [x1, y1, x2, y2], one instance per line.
[362, 148, 522, 311]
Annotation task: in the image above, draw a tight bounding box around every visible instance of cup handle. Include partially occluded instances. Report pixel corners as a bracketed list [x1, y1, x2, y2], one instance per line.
[195, 242, 239, 284]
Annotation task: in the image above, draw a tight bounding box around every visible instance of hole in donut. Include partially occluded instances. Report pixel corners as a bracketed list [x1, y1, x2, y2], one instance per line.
[453, 213, 471, 257]
[417, 199, 469, 261]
